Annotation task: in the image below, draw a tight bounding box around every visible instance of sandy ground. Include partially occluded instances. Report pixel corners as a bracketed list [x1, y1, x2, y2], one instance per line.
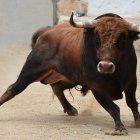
[0, 43, 140, 140]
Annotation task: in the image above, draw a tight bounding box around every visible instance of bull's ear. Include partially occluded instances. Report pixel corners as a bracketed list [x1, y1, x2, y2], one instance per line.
[128, 31, 140, 41]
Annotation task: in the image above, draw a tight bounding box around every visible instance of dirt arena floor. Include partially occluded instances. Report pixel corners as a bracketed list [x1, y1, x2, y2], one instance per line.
[0, 44, 140, 140]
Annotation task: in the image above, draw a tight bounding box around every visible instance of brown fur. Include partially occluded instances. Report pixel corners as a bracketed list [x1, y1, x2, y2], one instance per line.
[95, 17, 129, 61]
[32, 25, 88, 95]
[0, 15, 140, 134]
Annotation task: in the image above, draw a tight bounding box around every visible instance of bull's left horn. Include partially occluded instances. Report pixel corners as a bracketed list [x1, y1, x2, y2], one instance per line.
[127, 22, 140, 32]
[70, 12, 97, 28]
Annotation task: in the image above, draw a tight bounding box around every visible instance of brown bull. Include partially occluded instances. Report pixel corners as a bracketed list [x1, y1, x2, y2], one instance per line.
[31, 26, 88, 116]
[0, 13, 140, 135]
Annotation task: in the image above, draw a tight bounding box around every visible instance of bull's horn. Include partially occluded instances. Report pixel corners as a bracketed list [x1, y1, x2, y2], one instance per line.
[70, 12, 97, 28]
[127, 22, 140, 32]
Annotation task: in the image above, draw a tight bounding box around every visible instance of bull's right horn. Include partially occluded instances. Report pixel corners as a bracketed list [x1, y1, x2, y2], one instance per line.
[70, 12, 97, 28]
[127, 22, 140, 32]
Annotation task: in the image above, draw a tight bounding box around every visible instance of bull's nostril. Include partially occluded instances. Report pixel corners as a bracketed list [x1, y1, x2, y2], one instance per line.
[108, 63, 115, 72]
[98, 63, 102, 69]
[97, 62, 102, 72]
[108, 63, 113, 70]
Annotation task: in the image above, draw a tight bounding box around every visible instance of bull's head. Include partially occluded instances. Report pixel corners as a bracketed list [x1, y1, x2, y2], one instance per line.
[70, 12, 140, 74]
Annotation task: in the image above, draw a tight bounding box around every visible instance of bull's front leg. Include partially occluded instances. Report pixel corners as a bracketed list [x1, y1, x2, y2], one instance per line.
[51, 84, 78, 116]
[92, 90, 128, 135]
[124, 76, 140, 127]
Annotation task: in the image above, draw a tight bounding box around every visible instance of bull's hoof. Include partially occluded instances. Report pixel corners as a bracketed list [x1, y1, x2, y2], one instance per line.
[64, 106, 78, 116]
[105, 129, 128, 136]
[105, 126, 128, 136]
[135, 117, 140, 127]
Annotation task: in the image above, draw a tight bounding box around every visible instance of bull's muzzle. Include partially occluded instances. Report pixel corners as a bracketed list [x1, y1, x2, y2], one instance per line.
[97, 61, 115, 74]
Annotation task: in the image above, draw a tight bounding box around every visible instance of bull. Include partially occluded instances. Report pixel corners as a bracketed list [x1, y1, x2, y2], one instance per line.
[0, 13, 140, 135]
[31, 26, 88, 116]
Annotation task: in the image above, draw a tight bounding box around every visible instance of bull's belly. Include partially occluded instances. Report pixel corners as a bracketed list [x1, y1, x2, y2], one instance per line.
[109, 91, 123, 100]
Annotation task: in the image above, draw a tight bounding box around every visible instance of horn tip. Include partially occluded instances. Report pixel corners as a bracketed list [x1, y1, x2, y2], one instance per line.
[70, 11, 75, 27]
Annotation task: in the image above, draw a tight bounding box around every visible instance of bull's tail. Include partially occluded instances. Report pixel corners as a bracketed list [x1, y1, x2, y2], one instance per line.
[31, 26, 51, 49]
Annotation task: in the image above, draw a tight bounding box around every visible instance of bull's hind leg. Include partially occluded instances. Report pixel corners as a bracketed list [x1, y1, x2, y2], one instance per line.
[124, 76, 140, 127]
[92, 91, 128, 135]
[51, 84, 78, 116]
[0, 51, 51, 106]
[0, 80, 29, 106]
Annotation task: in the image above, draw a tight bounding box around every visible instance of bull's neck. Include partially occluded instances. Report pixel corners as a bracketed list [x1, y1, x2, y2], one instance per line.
[81, 29, 97, 82]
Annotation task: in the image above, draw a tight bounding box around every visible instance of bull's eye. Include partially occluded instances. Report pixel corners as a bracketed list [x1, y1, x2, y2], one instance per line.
[116, 33, 126, 51]
[95, 32, 101, 49]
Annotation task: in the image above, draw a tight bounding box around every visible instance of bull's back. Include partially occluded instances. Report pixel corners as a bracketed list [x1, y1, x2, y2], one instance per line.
[38, 24, 84, 68]
[31, 26, 51, 49]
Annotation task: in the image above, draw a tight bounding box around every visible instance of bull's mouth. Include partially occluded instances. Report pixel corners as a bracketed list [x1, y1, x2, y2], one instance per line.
[97, 61, 115, 74]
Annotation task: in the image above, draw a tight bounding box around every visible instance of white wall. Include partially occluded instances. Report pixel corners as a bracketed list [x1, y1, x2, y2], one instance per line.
[0, 0, 57, 47]
[88, 0, 140, 17]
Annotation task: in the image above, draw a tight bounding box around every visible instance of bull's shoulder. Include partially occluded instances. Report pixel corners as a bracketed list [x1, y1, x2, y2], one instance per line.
[36, 23, 84, 47]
